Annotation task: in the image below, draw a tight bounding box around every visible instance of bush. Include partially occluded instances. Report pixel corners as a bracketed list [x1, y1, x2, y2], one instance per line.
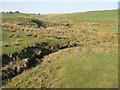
[15, 11, 20, 13]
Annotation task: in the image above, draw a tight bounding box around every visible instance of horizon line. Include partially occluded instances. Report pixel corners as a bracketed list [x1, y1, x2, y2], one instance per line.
[1, 9, 118, 15]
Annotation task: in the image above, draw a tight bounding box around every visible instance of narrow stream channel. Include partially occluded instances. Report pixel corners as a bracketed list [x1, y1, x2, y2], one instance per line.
[2, 42, 78, 85]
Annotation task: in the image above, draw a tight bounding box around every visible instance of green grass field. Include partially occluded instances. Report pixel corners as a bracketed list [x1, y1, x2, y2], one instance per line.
[2, 9, 118, 88]
[3, 46, 118, 88]
[2, 30, 61, 54]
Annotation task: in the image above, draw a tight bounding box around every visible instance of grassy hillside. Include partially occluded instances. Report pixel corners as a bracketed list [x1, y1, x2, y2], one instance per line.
[2, 10, 118, 88]
[31, 10, 118, 23]
[2, 13, 32, 22]
[2, 30, 61, 54]
[54, 10, 118, 23]
[31, 10, 118, 32]
[4, 46, 118, 88]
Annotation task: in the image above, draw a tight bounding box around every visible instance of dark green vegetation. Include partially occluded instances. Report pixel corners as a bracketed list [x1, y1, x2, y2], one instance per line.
[1, 10, 118, 88]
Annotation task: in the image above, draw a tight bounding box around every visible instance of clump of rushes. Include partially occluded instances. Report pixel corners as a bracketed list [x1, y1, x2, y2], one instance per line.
[16, 38, 23, 41]
[25, 32, 33, 36]
[14, 34, 19, 38]
[32, 34, 38, 37]
[10, 26, 14, 29]
[21, 28, 25, 31]
[12, 41, 20, 46]
[2, 42, 9, 47]
[9, 33, 16, 38]
[11, 30, 16, 32]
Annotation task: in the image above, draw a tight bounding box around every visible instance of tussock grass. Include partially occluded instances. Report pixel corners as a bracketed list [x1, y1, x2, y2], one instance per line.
[2, 42, 9, 47]
[12, 41, 20, 46]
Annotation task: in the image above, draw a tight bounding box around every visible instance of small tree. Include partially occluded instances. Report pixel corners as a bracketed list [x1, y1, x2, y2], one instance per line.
[1, 11, 5, 14]
[15, 11, 20, 13]
[9, 11, 14, 14]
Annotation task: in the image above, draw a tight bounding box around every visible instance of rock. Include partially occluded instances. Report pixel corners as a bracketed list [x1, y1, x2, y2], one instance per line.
[23, 58, 29, 63]
[23, 63, 27, 69]
[16, 65, 21, 74]
[37, 50, 41, 55]
[22, 58, 32, 68]
[16, 65, 25, 74]
[20, 65, 24, 73]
